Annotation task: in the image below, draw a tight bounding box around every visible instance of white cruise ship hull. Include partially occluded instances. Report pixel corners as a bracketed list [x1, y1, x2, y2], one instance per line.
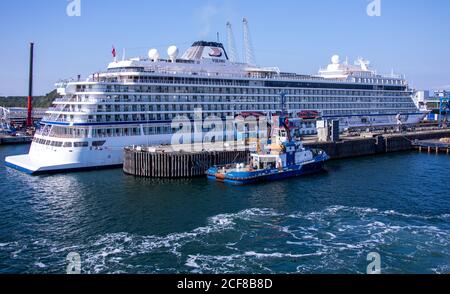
[5, 134, 171, 174]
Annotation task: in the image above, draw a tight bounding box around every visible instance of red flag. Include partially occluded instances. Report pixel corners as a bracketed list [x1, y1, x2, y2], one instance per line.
[112, 46, 116, 58]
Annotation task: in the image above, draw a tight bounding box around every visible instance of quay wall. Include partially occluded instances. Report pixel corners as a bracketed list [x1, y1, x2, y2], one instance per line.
[0, 136, 32, 145]
[305, 130, 450, 160]
[123, 149, 249, 178]
[123, 129, 450, 178]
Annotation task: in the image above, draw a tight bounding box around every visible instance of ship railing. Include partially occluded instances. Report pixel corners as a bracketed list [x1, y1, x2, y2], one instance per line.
[53, 94, 76, 103]
[53, 97, 76, 103]
[37, 132, 89, 139]
[77, 64, 411, 86]
[87, 68, 344, 83]
[60, 95, 106, 103]
[42, 116, 65, 122]
[44, 101, 73, 120]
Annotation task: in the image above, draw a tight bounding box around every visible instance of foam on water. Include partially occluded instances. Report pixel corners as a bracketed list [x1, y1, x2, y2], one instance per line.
[34, 262, 47, 268]
[2, 205, 448, 273]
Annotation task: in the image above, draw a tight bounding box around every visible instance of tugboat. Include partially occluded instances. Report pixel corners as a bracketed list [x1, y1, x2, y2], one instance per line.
[206, 115, 330, 185]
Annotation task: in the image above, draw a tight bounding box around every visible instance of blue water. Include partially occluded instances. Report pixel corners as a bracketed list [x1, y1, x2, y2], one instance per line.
[0, 144, 449, 274]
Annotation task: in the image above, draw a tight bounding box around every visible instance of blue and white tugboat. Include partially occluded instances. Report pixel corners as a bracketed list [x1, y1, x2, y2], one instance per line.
[207, 115, 330, 185]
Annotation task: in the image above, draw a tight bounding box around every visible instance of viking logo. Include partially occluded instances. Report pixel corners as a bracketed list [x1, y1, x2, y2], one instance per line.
[209, 47, 222, 57]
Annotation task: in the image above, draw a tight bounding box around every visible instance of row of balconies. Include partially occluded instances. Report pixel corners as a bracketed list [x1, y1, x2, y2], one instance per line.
[42, 107, 420, 124]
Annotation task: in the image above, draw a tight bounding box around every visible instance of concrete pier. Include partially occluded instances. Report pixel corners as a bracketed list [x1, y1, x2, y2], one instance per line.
[123, 129, 450, 178]
[412, 139, 450, 155]
[123, 146, 249, 178]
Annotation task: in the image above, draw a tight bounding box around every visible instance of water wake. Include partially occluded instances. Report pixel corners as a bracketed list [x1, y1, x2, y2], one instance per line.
[1, 206, 449, 273]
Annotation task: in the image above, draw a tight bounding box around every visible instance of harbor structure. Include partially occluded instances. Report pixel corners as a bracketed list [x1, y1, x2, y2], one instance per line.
[0, 107, 46, 130]
[413, 138, 450, 154]
[123, 128, 450, 179]
[123, 146, 249, 178]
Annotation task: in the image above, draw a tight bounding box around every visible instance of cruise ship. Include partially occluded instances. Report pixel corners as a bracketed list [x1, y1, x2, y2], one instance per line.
[5, 26, 427, 174]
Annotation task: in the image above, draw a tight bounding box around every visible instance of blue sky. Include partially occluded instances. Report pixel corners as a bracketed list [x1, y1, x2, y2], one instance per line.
[0, 0, 449, 96]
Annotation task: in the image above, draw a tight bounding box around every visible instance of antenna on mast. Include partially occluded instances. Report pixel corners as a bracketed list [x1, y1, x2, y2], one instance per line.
[242, 17, 256, 66]
[26, 42, 34, 128]
[226, 22, 239, 63]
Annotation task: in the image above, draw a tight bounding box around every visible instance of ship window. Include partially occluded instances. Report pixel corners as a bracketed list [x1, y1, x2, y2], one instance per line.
[74, 142, 89, 148]
[92, 140, 106, 147]
[63, 142, 73, 148]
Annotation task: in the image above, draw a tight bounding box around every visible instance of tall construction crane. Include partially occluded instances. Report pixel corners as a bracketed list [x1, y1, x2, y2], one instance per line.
[226, 22, 239, 63]
[242, 18, 256, 66]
